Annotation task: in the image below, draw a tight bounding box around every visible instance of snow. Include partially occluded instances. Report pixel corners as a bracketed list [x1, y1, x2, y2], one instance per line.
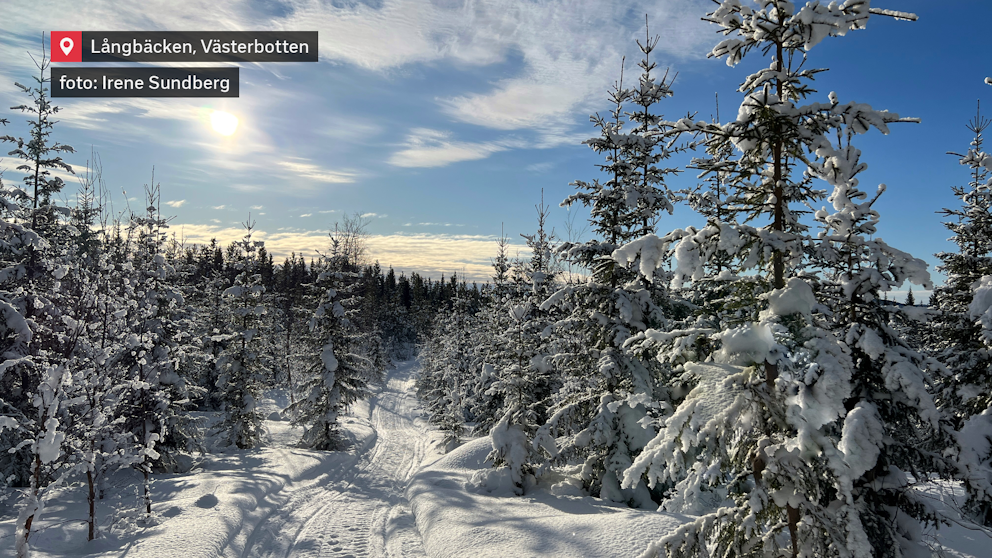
[611, 234, 667, 282]
[2, 358, 987, 558]
[970, 275, 992, 334]
[36, 418, 65, 465]
[838, 402, 884, 481]
[409, 437, 690, 558]
[0, 361, 429, 558]
[713, 322, 775, 365]
[760, 277, 816, 320]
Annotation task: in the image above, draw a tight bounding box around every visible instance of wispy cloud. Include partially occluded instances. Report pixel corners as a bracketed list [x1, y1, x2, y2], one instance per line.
[413, 222, 464, 227]
[388, 128, 524, 168]
[435, 0, 712, 138]
[277, 157, 357, 184]
[525, 161, 556, 173]
[165, 199, 187, 208]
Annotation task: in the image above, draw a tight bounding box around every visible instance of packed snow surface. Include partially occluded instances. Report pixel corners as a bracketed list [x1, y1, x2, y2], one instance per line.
[2, 359, 988, 557]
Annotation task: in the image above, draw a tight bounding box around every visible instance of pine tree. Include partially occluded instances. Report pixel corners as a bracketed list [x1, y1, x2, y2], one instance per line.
[618, 4, 951, 557]
[930, 103, 992, 424]
[214, 218, 267, 449]
[287, 259, 373, 450]
[0, 44, 80, 557]
[536, 26, 681, 504]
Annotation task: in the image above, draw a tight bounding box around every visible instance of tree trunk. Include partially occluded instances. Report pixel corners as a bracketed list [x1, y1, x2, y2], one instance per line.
[143, 469, 153, 516]
[772, 40, 786, 290]
[764, 361, 778, 391]
[87, 468, 96, 540]
[787, 504, 801, 558]
[18, 454, 43, 558]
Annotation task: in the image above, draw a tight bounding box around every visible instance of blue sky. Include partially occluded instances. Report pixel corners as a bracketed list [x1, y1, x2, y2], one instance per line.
[1, 0, 989, 292]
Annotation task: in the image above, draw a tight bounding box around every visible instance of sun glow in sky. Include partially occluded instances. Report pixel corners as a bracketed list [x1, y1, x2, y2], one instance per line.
[0, 0, 990, 288]
[210, 111, 239, 136]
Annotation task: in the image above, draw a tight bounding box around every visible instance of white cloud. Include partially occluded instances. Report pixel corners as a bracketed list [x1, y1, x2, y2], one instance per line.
[388, 128, 524, 168]
[277, 157, 357, 184]
[525, 161, 556, 173]
[435, 0, 712, 135]
[300, 213, 312, 217]
[250, 205, 264, 210]
[360, 212, 385, 218]
[213, 205, 226, 210]
[165, 199, 187, 208]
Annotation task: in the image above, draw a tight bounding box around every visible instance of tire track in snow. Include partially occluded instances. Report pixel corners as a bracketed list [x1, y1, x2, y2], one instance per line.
[242, 360, 429, 558]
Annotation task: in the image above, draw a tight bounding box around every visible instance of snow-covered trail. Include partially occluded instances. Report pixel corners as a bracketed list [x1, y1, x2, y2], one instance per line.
[243, 359, 430, 558]
[0, 360, 434, 558]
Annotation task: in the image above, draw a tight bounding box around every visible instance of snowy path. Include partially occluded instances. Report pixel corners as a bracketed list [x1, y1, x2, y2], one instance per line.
[243, 359, 430, 558]
[0, 360, 434, 558]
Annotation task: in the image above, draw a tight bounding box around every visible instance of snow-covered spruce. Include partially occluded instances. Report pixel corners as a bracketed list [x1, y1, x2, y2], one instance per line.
[417, 295, 478, 452]
[0, 56, 83, 557]
[534, 26, 686, 505]
[213, 219, 268, 450]
[617, 3, 950, 558]
[930, 104, 992, 428]
[473, 199, 561, 494]
[287, 263, 377, 450]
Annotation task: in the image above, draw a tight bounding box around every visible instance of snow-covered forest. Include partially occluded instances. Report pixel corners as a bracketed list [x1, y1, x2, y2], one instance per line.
[4, 1, 992, 557]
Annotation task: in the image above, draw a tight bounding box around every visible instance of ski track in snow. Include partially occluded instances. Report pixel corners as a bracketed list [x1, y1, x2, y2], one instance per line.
[243, 359, 429, 558]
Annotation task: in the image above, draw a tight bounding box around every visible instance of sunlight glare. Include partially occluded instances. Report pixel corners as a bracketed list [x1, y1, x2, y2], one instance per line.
[210, 111, 239, 136]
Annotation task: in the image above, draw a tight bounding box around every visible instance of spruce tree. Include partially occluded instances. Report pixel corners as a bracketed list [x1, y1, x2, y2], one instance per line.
[214, 218, 267, 449]
[930, 103, 992, 424]
[619, 3, 949, 557]
[932, 102, 992, 527]
[537, 26, 681, 504]
[287, 241, 376, 450]
[0, 45, 79, 558]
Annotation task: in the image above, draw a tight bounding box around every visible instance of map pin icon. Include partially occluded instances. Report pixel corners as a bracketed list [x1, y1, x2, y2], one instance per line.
[60, 37, 74, 57]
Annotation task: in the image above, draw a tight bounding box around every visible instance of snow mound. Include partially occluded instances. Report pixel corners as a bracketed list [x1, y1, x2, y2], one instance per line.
[408, 437, 690, 558]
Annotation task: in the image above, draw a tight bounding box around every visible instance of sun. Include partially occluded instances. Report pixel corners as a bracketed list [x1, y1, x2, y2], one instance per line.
[210, 110, 239, 136]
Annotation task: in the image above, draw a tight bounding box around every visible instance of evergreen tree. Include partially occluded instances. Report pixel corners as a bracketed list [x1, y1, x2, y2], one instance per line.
[115, 182, 200, 518]
[480, 199, 560, 493]
[930, 103, 992, 424]
[622, 4, 952, 557]
[287, 259, 374, 450]
[536, 26, 681, 504]
[932, 102, 992, 527]
[0, 46, 79, 557]
[214, 219, 267, 449]
[417, 296, 477, 451]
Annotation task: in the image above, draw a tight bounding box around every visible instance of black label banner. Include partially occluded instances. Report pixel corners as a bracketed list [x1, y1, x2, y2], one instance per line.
[52, 67, 240, 97]
[81, 31, 317, 62]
